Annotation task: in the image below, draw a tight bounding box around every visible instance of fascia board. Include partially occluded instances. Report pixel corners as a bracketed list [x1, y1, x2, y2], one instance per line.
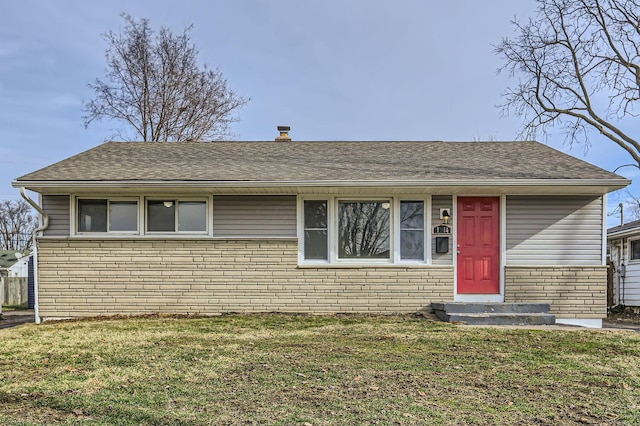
[11, 178, 632, 189]
[607, 228, 640, 239]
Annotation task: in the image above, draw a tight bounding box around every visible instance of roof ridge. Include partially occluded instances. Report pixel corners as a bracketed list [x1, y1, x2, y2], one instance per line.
[102, 140, 538, 144]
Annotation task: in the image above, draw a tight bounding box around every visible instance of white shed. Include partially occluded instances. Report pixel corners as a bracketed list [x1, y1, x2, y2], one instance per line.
[0, 251, 32, 278]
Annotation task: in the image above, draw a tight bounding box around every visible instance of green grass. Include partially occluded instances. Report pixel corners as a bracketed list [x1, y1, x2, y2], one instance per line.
[0, 314, 639, 425]
[1, 304, 29, 311]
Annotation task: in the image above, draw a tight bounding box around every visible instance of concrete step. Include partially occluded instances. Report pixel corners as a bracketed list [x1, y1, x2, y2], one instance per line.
[431, 302, 551, 314]
[446, 313, 556, 326]
[431, 302, 555, 326]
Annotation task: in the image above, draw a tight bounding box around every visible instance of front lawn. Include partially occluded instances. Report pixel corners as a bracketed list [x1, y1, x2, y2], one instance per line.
[0, 314, 638, 425]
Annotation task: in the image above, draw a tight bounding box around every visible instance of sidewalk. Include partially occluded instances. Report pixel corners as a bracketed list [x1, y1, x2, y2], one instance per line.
[0, 309, 35, 329]
[603, 319, 640, 332]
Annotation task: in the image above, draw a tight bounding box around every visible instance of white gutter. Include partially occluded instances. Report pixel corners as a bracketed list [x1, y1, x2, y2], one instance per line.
[11, 178, 631, 189]
[19, 187, 49, 324]
[607, 228, 640, 239]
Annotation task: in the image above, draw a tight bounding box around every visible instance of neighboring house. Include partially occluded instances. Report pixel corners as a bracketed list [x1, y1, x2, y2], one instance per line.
[0, 250, 32, 309]
[0, 250, 32, 278]
[607, 220, 640, 307]
[12, 130, 629, 327]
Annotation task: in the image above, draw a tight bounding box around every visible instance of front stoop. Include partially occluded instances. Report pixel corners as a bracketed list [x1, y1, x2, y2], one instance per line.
[431, 302, 555, 326]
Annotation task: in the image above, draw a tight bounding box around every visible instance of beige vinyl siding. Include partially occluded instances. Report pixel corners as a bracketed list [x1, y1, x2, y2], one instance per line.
[213, 195, 296, 238]
[506, 195, 602, 266]
[42, 195, 70, 236]
[431, 195, 453, 265]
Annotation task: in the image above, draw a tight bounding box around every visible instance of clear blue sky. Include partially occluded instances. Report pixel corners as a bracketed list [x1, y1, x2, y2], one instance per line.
[1, 0, 637, 226]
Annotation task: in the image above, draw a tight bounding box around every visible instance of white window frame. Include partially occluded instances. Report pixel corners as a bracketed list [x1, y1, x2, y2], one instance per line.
[301, 199, 329, 262]
[396, 198, 428, 264]
[628, 237, 640, 262]
[74, 196, 140, 235]
[298, 197, 332, 265]
[335, 197, 394, 264]
[298, 195, 430, 265]
[145, 197, 209, 235]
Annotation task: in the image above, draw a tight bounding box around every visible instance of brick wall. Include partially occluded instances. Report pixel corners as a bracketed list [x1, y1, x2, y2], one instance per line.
[37, 239, 454, 318]
[504, 266, 607, 319]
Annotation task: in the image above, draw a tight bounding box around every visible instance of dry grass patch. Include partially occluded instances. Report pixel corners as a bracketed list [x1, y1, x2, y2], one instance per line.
[0, 314, 638, 425]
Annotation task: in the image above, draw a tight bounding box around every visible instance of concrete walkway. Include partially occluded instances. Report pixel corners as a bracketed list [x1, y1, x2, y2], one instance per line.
[0, 309, 35, 329]
[603, 319, 640, 333]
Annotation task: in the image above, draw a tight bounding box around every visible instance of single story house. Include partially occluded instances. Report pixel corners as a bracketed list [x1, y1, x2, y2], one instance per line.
[607, 219, 640, 307]
[0, 250, 33, 310]
[0, 250, 32, 278]
[12, 129, 629, 327]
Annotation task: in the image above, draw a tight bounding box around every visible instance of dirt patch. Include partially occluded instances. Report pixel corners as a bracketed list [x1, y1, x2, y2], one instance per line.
[608, 305, 640, 324]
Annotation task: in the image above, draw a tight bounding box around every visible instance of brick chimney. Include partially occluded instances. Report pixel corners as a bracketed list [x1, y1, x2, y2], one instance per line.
[275, 125, 291, 141]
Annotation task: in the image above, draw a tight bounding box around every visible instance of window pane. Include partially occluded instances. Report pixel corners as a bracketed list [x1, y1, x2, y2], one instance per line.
[400, 201, 424, 229]
[632, 241, 640, 260]
[338, 201, 390, 259]
[401, 230, 424, 260]
[110, 201, 137, 231]
[78, 199, 107, 232]
[304, 200, 327, 228]
[304, 200, 328, 260]
[148, 200, 176, 232]
[304, 230, 328, 260]
[178, 201, 206, 232]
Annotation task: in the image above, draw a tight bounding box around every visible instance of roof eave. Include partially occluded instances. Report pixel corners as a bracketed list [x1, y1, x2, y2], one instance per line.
[13, 178, 630, 193]
[12, 178, 631, 187]
[607, 228, 640, 239]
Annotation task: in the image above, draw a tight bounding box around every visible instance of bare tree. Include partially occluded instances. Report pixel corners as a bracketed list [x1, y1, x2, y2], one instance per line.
[84, 14, 248, 142]
[622, 190, 640, 220]
[0, 200, 37, 251]
[496, 0, 640, 165]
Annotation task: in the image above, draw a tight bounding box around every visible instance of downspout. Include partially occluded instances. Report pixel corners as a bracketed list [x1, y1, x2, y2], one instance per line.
[620, 238, 625, 306]
[619, 204, 625, 305]
[19, 187, 48, 324]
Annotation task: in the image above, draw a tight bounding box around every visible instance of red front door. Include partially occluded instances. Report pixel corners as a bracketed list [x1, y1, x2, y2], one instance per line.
[457, 197, 500, 294]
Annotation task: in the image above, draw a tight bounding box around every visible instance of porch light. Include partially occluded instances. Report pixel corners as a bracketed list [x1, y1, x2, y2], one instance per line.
[381, 202, 391, 209]
[163, 201, 174, 208]
[442, 209, 451, 225]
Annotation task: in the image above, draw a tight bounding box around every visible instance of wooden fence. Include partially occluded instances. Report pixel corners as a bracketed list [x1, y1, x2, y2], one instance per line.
[1, 277, 28, 306]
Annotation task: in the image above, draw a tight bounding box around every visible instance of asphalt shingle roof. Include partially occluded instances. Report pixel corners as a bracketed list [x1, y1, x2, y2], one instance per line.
[0, 250, 31, 269]
[608, 219, 640, 235]
[16, 140, 623, 182]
